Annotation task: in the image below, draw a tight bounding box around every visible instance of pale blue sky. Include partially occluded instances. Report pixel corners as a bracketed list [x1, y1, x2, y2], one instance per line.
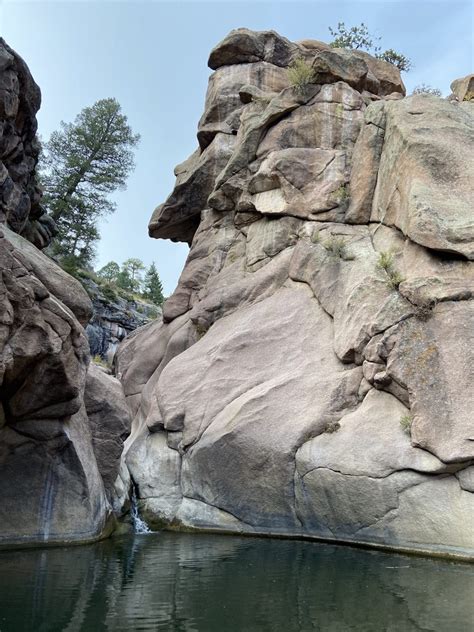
[1, 0, 473, 294]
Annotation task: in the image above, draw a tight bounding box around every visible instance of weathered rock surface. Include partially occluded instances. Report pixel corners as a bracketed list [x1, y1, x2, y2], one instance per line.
[0, 44, 130, 547]
[0, 39, 55, 249]
[370, 95, 474, 259]
[82, 275, 161, 364]
[84, 364, 131, 498]
[118, 29, 474, 558]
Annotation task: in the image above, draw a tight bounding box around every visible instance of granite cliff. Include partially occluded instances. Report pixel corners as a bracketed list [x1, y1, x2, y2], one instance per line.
[117, 29, 474, 558]
[0, 39, 130, 547]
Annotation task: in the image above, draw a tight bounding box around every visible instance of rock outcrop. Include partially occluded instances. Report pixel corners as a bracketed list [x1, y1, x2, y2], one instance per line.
[0, 38, 55, 249]
[82, 276, 161, 363]
[118, 29, 474, 558]
[0, 42, 130, 547]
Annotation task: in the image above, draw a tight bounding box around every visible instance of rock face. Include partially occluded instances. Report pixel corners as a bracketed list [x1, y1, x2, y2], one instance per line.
[0, 38, 55, 249]
[82, 276, 161, 363]
[0, 42, 130, 547]
[118, 30, 474, 558]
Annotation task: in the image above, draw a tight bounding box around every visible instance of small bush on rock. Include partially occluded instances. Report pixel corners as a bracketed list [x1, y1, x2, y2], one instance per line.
[400, 414, 413, 435]
[324, 235, 347, 259]
[288, 58, 315, 93]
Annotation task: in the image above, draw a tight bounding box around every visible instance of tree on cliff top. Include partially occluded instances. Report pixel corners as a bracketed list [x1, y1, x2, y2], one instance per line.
[328, 22, 412, 71]
[143, 262, 164, 305]
[117, 257, 146, 293]
[41, 98, 140, 266]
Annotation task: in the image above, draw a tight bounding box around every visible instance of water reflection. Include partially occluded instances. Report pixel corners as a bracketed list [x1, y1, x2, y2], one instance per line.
[0, 533, 473, 631]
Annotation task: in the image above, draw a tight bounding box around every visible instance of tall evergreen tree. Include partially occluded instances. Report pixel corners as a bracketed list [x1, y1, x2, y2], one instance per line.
[40, 98, 140, 266]
[143, 262, 164, 305]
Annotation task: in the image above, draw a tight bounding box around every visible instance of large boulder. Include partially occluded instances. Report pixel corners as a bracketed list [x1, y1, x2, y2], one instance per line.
[0, 228, 110, 546]
[450, 73, 474, 101]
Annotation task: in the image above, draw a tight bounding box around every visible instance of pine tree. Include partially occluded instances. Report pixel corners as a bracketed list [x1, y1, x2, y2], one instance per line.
[143, 262, 164, 305]
[40, 98, 140, 266]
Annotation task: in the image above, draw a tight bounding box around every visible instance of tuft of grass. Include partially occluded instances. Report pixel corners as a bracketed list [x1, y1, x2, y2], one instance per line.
[288, 58, 315, 94]
[400, 414, 413, 435]
[376, 251, 405, 290]
[386, 270, 405, 291]
[376, 251, 394, 272]
[311, 230, 321, 244]
[324, 235, 347, 259]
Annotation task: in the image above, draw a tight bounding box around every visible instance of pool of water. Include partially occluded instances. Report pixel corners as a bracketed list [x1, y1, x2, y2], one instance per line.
[0, 532, 473, 631]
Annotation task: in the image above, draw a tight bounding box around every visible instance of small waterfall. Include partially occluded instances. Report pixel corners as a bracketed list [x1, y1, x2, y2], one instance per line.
[40, 464, 56, 541]
[130, 483, 151, 534]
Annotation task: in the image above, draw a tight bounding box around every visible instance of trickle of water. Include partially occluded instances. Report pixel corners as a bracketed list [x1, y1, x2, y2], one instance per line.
[130, 484, 151, 534]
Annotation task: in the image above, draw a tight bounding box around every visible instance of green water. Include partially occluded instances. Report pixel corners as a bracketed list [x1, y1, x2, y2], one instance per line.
[0, 533, 472, 631]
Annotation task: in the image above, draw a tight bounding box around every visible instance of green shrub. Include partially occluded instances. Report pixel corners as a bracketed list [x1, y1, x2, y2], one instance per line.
[400, 414, 412, 435]
[288, 58, 315, 94]
[101, 284, 118, 302]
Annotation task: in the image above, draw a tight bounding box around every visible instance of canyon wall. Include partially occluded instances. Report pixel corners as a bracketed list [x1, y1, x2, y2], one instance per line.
[0, 39, 130, 547]
[118, 29, 474, 558]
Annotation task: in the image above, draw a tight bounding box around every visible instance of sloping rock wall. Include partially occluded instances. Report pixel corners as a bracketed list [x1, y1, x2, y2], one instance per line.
[118, 29, 474, 558]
